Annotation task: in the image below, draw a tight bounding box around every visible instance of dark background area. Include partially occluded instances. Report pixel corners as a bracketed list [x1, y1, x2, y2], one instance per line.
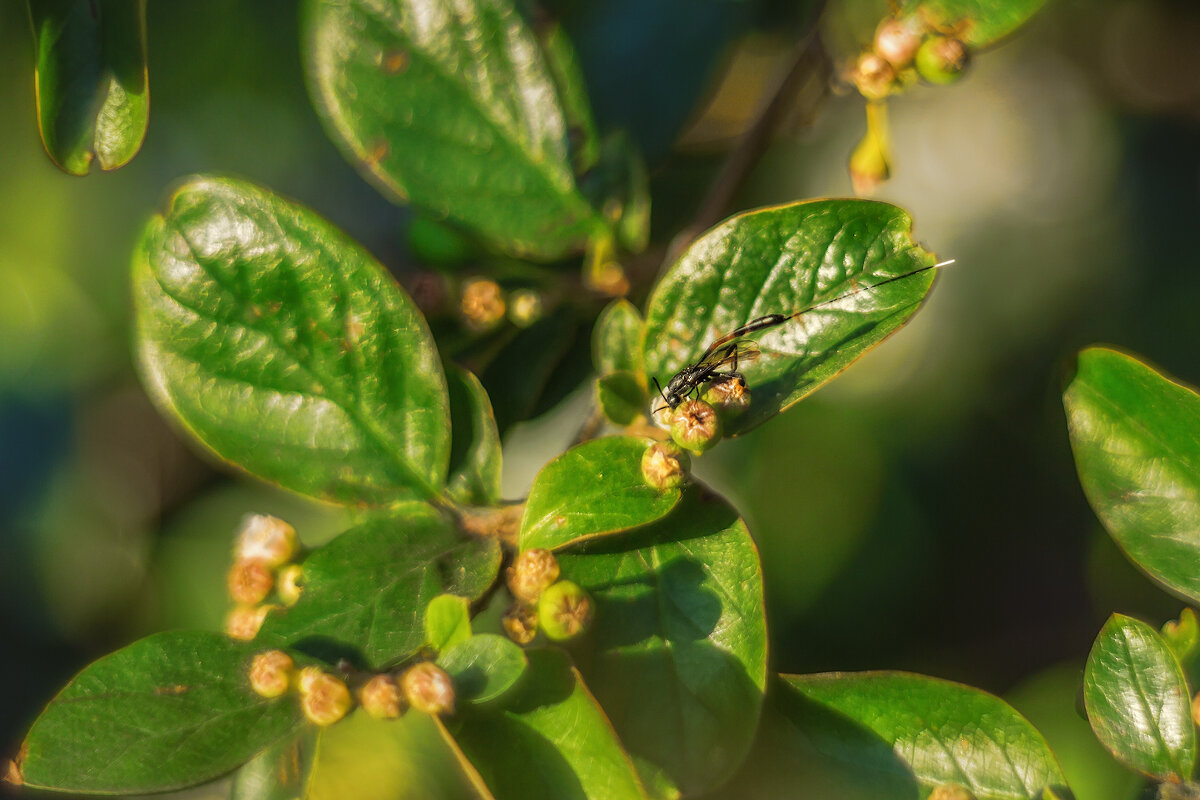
[1, 1, 1198, 798]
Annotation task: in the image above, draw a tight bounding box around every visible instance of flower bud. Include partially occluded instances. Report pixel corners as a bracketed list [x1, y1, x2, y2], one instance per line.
[508, 289, 543, 328]
[853, 52, 896, 101]
[928, 785, 975, 800]
[915, 35, 969, 85]
[248, 650, 294, 698]
[502, 603, 538, 645]
[225, 604, 273, 641]
[277, 564, 304, 606]
[460, 277, 506, 331]
[669, 399, 722, 454]
[400, 662, 456, 715]
[506, 548, 561, 604]
[651, 401, 675, 431]
[298, 668, 353, 726]
[701, 378, 751, 421]
[538, 580, 594, 641]
[227, 559, 274, 605]
[874, 17, 923, 68]
[235, 514, 298, 567]
[359, 674, 405, 719]
[641, 441, 690, 491]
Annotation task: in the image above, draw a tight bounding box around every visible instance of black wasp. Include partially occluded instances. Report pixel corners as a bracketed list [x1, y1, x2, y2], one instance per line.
[652, 259, 956, 413]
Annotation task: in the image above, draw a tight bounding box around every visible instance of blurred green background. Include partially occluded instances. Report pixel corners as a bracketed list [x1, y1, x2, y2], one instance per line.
[2, 0, 1199, 798]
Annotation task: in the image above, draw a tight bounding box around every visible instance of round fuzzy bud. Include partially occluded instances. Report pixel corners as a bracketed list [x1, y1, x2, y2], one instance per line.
[400, 662, 456, 715]
[508, 289, 543, 328]
[359, 674, 405, 719]
[874, 17, 923, 68]
[928, 785, 975, 800]
[915, 36, 969, 85]
[460, 277, 506, 331]
[538, 580, 594, 642]
[248, 650, 294, 698]
[669, 399, 723, 454]
[298, 668, 353, 726]
[277, 564, 304, 606]
[701, 378, 751, 421]
[853, 52, 896, 101]
[507, 548, 561, 604]
[502, 603, 538, 645]
[641, 441, 690, 491]
[227, 559, 274, 605]
[225, 604, 273, 641]
[235, 514, 298, 567]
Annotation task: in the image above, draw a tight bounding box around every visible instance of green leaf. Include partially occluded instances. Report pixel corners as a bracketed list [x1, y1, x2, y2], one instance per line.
[425, 593, 473, 652]
[134, 175, 450, 506]
[308, 711, 493, 800]
[304, 0, 607, 260]
[594, 299, 645, 376]
[558, 486, 767, 795]
[438, 634, 528, 704]
[231, 728, 320, 800]
[17, 631, 303, 794]
[446, 366, 503, 506]
[1084, 614, 1196, 782]
[257, 506, 500, 668]
[643, 200, 937, 435]
[537, 20, 601, 174]
[899, 0, 1049, 48]
[29, 0, 149, 174]
[520, 436, 681, 551]
[777, 671, 1068, 800]
[598, 371, 647, 426]
[448, 649, 648, 800]
[579, 132, 652, 254]
[1064, 347, 1200, 605]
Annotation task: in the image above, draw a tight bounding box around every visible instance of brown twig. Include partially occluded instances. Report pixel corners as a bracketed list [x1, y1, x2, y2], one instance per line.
[666, 27, 835, 266]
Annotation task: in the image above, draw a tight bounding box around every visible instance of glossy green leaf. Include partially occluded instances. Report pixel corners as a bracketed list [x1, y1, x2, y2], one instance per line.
[308, 711, 493, 800]
[448, 649, 647, 800]
[438, 634, 528, 704]
[231, 728, 320, 800]
[520, 436, 681, 551]
[643, 200, 938, 435]
[1064, 347, 1200, 605]
[538, 20, 600, 174]
[18, 631, 303, 794]
[257, 506, 500, 668]
[134, 175, 450, 506]
[597, 371, 646, 426]
[304, 0, 607, 260]
[1084, 614, 1195, 782]
[426, 593, 473, 652]
[446, 366, 503, 506]
[559, 487, 767, 795]
[899, 0, 1049, 48]
[594, 298, 645, 376]
[778, 671, 1068, 800]
[29, 0, 149, 174]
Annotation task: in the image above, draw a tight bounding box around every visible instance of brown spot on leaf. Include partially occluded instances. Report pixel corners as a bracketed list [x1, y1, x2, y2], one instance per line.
[367, 140, 390, 166]
[382, 50, 410, 74]
[155, 684, 190, 695]
[553, 515, 567, 528]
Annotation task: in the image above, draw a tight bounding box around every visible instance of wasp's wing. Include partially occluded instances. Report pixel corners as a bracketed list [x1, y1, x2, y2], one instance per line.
[698, 341, 761, 371]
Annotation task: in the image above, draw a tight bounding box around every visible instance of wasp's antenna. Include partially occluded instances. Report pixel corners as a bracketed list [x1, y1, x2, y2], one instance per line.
[784, 257, 959, 322]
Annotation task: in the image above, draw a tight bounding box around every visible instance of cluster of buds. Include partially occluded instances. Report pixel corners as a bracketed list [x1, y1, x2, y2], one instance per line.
[649, 378, 752, 457]
[502, 549, 594, 644]
[224, 515, 304, 641]
[852, 15, 971, 100]
[459, 277, 545, 331]
[247, 650, 456, 727]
